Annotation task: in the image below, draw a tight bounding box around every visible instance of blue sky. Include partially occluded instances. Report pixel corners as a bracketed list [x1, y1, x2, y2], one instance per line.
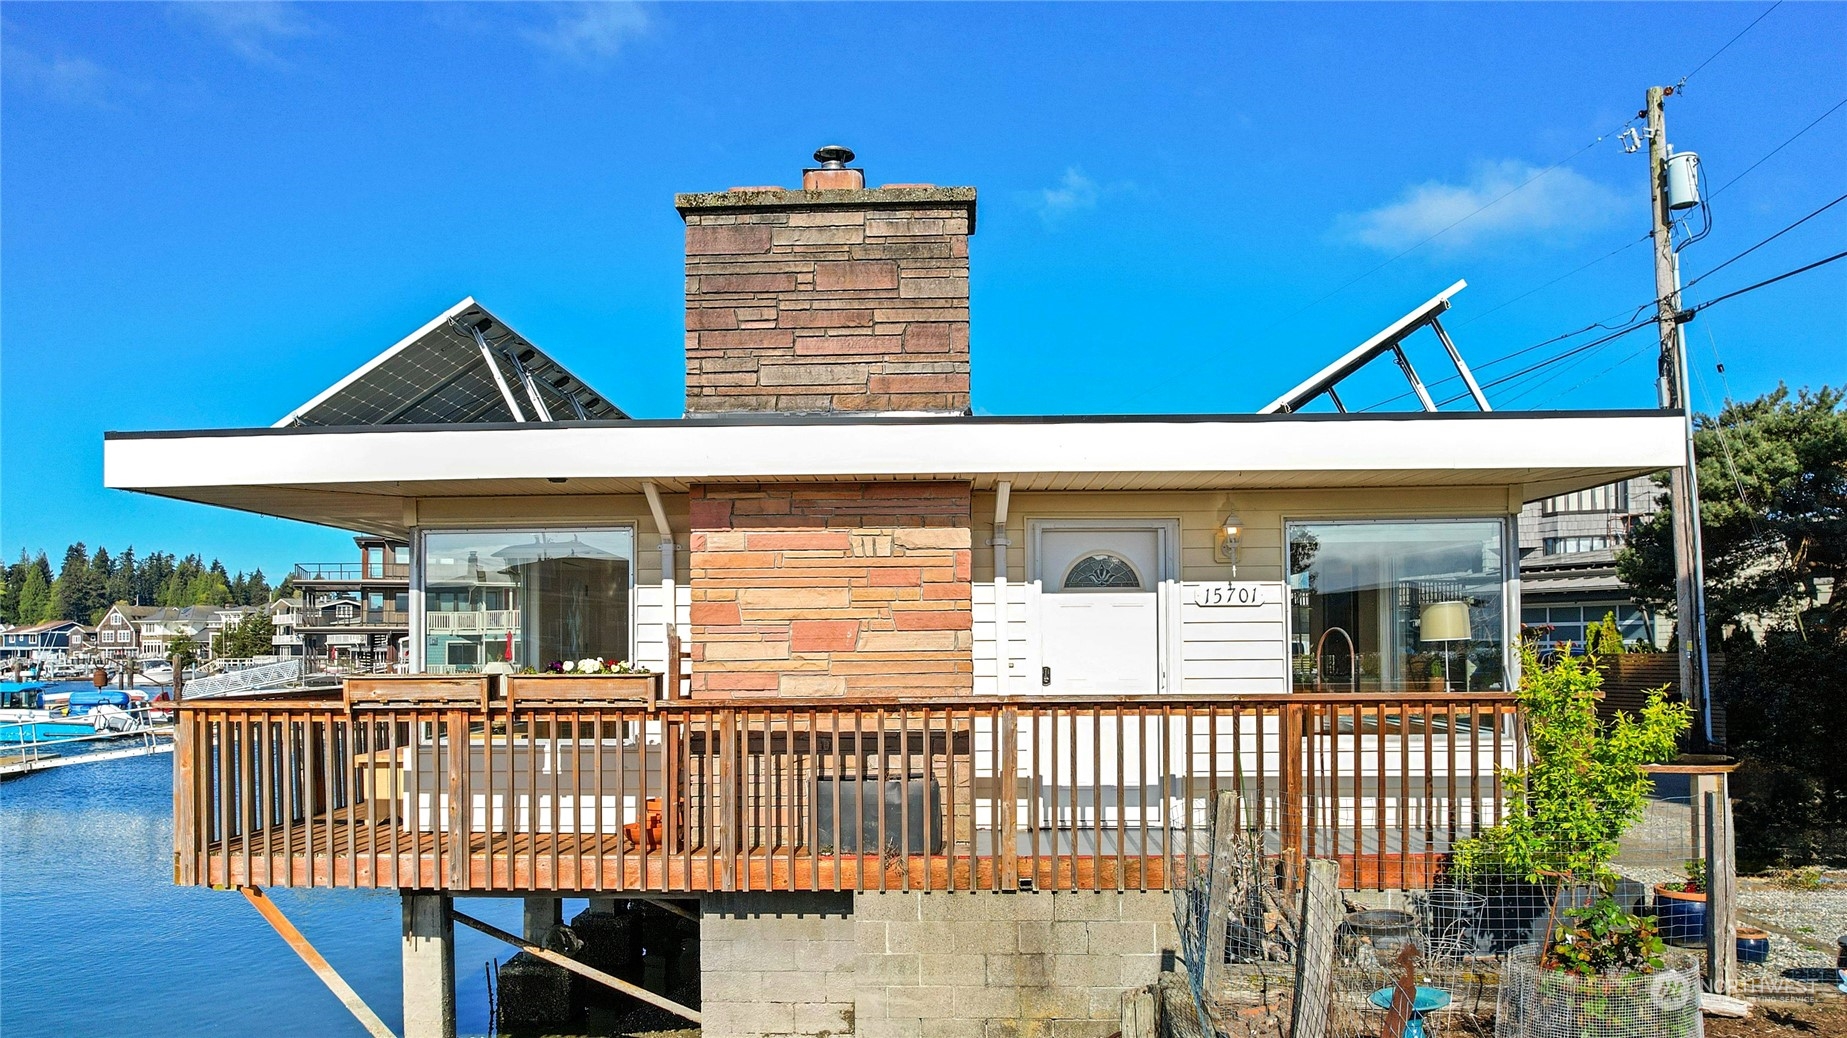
[4, 1, 1844, 576]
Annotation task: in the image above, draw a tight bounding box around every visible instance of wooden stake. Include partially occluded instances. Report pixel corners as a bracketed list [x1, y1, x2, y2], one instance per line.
[1289, 858, 1340, 1038]
[1380, 941, 1422, 1038]
[239, 886, 396, 1038]
[1705, 785, 1737, 994]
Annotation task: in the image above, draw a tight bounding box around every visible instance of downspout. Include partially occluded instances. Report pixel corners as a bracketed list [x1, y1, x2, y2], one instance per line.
[991, 481, 1012, 695]
[642, 482, 677, 696]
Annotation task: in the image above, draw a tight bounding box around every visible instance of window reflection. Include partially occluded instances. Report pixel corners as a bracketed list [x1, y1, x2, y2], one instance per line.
[1288, 519, 1507, 693]
[421, 528, 634, 673]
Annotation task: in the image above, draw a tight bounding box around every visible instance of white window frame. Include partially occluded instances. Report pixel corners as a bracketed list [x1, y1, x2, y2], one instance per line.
[1281, 514, 1518, 695]
[411, 522, 639, 674]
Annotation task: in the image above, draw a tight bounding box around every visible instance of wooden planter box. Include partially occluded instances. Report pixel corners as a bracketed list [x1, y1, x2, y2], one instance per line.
[345, 674, 491, 711]
[506, 673, 659, 709]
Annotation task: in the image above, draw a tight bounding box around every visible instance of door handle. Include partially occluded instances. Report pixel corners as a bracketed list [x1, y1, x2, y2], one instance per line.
[1042, 666, 1051, 687]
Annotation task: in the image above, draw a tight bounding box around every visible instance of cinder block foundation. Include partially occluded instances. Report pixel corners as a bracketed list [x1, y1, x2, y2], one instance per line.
[699, 890, 1177, 1038]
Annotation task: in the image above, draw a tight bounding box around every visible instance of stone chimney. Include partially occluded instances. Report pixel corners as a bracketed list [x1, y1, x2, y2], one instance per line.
[677, 146, 975, 415]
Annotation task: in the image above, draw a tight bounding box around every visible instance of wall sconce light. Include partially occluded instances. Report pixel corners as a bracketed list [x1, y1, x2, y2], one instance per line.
[1214, 510, 1245, 569]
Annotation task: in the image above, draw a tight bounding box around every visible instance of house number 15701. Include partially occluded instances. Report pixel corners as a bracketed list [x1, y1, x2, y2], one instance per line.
[1194, 582, 1266, 607]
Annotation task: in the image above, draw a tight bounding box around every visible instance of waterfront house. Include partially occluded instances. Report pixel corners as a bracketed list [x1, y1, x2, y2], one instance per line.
[267, 597, 304, 658]
[104, 149, 1687, 1038]
[0, 619, 88, 664]
[131, 605, 216, 659]
[96, 603, 150, 661]
[290, 537, 410, 674]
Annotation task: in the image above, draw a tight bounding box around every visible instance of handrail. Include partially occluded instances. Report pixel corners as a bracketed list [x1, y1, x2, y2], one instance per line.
[173, 685, 1525, 894]
[175, 686, 1519, 714]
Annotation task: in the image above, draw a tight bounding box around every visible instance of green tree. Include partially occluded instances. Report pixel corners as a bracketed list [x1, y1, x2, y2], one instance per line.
[1618, 384, 1847, 642]
[16, 554, 54, 623]
[218, 611, 276, 658]
[168, 633, 199, 669]
[51, 542, 107, 622]
[1586, 611, 1628, 657]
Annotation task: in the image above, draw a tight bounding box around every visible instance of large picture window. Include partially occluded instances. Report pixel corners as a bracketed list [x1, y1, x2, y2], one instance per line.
[1288, 519, 1508, 693]
[420, 528, 634, 673]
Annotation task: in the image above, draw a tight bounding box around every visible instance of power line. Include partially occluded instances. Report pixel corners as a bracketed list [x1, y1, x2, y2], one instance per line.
[1709, 97, 1847, 198]
[1689, 249, 1847, 313]
[1362, 196, 1847, 411]
[1456, 232, 1652, 329]
[1682, 192, 1847, 291]
[1680, 1, 1783, 85]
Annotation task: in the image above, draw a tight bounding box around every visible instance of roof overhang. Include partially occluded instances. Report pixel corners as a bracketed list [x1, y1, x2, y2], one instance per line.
[105, 411, 1687, 539]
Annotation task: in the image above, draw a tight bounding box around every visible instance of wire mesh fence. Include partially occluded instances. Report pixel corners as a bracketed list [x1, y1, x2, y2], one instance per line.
[1166, 785, 1846, 1038]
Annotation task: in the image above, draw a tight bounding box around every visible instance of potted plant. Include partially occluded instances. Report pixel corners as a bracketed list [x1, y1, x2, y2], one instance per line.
[1652, 859, 1707, 945]
[505, 657, 657, 705]
[1497, 893, 1702, 1038]
[1447, 643, 1691, 951]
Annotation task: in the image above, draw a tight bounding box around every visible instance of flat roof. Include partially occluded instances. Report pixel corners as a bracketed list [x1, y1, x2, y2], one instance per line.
[104, 410, 1686, 538]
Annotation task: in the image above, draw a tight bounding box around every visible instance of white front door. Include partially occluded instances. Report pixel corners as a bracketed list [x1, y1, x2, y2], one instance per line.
[1034, 525, 1166, 694]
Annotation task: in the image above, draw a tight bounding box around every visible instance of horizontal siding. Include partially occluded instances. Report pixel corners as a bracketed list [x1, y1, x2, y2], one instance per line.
[1179, 581, 1288, 693]
[973, 582, 1031, 695]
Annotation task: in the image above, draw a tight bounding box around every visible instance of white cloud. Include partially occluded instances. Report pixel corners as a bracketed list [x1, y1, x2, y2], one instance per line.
[173, 2, 319, 66]
[1031, 167, 1141, 227]
[520, 2, 650, 64]
[3, 43, 111, 106]
[1335, 160, 1624, 253]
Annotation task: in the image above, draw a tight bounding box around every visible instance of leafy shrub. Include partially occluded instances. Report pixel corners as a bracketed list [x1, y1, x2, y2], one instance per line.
[1541, 895, 1667, 977]
[1450, 643, 1691, 883]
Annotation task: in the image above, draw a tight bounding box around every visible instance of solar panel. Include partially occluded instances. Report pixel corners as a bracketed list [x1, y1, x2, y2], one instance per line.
[275, 298, 627, 428]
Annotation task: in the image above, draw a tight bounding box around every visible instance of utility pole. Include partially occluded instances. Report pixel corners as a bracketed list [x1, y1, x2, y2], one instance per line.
[1646, 85, 1714, 747]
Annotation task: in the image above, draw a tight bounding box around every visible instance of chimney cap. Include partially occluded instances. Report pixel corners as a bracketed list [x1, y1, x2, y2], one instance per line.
[813, 145, 855, 168]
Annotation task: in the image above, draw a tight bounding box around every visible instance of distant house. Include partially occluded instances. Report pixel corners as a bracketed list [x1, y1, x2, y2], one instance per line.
[267, 597, 304, 658]
[291, 537, 409, 673]
[1518, 475, 1666, 651]
[132, 606, 216, 659]
[0, 619, 88, 663]
[96, 603, 152, 660]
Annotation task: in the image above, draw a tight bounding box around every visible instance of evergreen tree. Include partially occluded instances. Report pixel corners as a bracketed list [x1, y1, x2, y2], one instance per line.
[107, 547, 138, 605]
[245, 568, 272, 605]
[0, 551, 27, 624]
[52, 542, 107, 622]
[275, 573, 296, 602]
[17, 554, 53, 623]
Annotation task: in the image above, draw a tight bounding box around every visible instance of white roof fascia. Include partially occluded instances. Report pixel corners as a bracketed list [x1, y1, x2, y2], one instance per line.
[271, 296, 480, 428]
[108, 413, 1685, 490]
[1259, 280, 1467, 415]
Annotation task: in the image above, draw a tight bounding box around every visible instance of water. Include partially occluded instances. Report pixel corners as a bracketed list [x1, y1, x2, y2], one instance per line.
[0, 693, 534, 1038]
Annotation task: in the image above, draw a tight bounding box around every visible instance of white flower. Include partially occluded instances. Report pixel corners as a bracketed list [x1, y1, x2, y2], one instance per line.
[578, 658, 601, 674]
[561, 660, 576, 673]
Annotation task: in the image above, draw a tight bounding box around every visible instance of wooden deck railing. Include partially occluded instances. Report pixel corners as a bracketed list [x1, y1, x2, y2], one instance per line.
[173, 682, 1523, 893]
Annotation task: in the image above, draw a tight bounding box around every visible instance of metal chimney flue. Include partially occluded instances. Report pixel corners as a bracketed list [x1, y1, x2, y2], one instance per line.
[803, 145, 865, 190]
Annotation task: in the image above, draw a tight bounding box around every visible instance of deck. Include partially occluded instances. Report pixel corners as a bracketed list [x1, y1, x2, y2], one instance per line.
[174, 680, 1523, 893]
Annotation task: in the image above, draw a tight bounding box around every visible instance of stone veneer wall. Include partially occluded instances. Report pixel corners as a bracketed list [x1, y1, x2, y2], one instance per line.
[687, 483, 973, 698]
[699, 890, 1176, 1038]
[676, 187, 975, 414]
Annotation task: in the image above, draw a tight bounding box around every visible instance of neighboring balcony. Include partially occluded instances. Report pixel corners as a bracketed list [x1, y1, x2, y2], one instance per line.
[297, 609, 411, 632]
[424, 610, 518, 634]
[292, 562, 411, 584]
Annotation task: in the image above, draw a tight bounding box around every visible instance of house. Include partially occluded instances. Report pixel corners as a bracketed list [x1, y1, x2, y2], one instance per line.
[96, 603, 152, 660]
[1518, 475, 1668, 651]
[103, 148, 1687, 1038]
[131, 605, 215, 659]
[0, 619, 88, 663]
[267, 597, 304, 657]
[289, 538, 409, 673]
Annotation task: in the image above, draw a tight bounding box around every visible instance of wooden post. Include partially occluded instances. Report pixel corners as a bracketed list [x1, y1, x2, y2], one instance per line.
[1119, 985, 1158, 1038]
[445, 713, 468, 889]
[1202, 790, 1240, 990]
[998, 707, 1019, 889]
[1289, 858, 1341, 1038]
[1280, 704, 1305, 886]
[1704, 785, 1736, 994]
[402, 892, 456, 1038]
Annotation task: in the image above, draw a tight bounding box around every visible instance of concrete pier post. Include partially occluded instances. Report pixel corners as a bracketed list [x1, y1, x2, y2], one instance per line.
[401, 893, 456, 1038]
[522, 897, 563, 944]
